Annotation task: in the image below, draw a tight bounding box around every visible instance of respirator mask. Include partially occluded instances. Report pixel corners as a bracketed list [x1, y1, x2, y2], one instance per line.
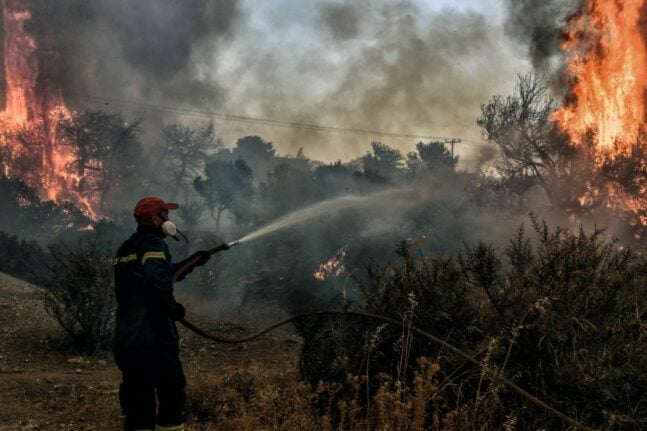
[159, 214, 189, 243]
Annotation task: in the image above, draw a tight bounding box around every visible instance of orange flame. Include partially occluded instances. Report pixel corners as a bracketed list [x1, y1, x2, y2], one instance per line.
[0, 0, 98, 220]
[313, 247, 347, 281]
[553, 0, 647, 150]
[553, 0, 647, 229]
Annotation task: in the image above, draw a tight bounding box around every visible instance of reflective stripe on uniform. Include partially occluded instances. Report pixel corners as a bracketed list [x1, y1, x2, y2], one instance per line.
[113, 253, 137, 265]
[154, 424, 184, 431]
[141, 251, 166, 265]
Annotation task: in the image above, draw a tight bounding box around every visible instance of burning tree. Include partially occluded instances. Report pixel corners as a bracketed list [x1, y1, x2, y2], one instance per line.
[0, 0, 91, 216]
[57, 111, 144, 213]
[479, 11, 647, 238]
[0, 1, 151, 221]
[552, 0, 647, 235]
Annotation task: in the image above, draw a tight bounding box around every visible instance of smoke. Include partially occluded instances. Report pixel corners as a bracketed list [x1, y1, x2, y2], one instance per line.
[3, 0, 594, 162]
[237, 185, 445, 244]
[502, 0, 582, 88]
[4, 1, 541, 163]
[320, 3, 510, 156]
[321, 3, 359, 41]
[23, 0, 240, 109]
[201, 1, 529, 161]
[215, 0, 591, 161]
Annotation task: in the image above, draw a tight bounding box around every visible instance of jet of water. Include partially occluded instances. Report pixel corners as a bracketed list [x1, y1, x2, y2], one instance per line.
[235, 187, 415, 244]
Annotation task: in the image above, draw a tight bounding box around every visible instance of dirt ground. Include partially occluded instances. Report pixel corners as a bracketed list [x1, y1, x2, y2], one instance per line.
[0, 273, 302, 430]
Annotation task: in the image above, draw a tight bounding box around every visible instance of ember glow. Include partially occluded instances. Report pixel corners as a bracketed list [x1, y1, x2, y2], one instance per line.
[313, 247, 347, 281]
[553, 0, 647, 227]
[0, 0, 98, 219]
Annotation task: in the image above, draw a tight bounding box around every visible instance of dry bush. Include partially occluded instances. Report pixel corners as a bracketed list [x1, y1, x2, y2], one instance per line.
[471, 218, 647, 429]
[185, 357, 504, 431]
[43, 240, 115, 353]
[186, 366, 320, 430]
[296, 219, 646, 430]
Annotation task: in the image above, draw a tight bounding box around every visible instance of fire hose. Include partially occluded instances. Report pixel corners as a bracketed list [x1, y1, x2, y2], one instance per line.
[173, 243, 596, 431]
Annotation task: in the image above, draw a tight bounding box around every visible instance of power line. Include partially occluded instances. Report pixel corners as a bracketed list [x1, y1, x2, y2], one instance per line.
[72, 92, 476, 144]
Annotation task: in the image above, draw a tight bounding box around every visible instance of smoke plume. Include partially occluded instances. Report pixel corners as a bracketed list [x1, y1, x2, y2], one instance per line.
[21, 0, 240, 109]
[3, 1, 542, 162]
[502, 0, 582, 87]
[211, 1, 528, 161]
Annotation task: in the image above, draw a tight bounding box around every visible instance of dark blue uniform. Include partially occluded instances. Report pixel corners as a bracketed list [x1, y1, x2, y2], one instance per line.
[114, 225, 193, 431]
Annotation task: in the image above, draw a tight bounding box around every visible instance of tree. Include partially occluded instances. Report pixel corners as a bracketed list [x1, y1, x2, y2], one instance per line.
[0, 230, 52, 284]
[274, 147, 310, 172]
[176, 200, 206, 228]
[1, 118, 50, 192]
[477, 73, 578, 205]
[261, 163, 321, 217]
[57, 111, 144, 211]
[193, 158, 254, 230]
[406, 141, 458, 175]
[0, 175, 90, 240]
[362, 141, 403, 179]
[160, 122, 220, 200]
[229, 135, 277, 183]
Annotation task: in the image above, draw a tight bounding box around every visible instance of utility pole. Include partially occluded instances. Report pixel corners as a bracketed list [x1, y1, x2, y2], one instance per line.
[444, 138, 462, 158]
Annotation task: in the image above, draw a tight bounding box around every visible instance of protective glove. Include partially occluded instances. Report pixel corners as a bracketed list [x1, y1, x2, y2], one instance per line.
[170, 302, 186, 321]
[189, 250, 211, 267]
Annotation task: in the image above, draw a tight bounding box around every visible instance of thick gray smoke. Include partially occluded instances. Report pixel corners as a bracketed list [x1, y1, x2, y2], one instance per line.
[25, 0, 240, 109]
[321, 3, 359, 41]
[5, 1, 543, 162]
[502, 0, 582, 87]
[6, 0, 594, 161]
[212, 1, 528, 161]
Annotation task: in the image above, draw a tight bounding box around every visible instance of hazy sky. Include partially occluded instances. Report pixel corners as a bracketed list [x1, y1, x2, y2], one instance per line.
[62, 0, 533, 164]
[197, 0, 530, 164]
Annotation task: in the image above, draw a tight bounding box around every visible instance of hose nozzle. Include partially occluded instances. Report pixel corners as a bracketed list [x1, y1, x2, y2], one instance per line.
[209, 240, 241, 254]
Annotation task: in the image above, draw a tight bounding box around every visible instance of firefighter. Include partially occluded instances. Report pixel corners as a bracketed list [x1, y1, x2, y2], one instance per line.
[113, 197, 211, 431]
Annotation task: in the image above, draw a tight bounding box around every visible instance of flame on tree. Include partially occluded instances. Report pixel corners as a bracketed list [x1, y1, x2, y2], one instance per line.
[479, 0, 647, 238]
[0, 0, 147, 220]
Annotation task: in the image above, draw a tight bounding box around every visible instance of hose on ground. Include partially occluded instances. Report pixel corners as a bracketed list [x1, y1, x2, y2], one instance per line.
[173, 250, 596, 431]
[178, 312, 595, 431]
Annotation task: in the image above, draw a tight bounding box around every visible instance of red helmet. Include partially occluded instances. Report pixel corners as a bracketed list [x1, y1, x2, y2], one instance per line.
[133, 197, 179, 222]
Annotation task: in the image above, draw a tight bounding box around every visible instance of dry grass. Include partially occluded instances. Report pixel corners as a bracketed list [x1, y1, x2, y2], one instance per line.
[185, 356, 513, 431]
